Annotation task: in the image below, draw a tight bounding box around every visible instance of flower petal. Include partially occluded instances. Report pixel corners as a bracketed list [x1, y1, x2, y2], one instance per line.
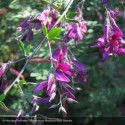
[0, 68, 4, 77]
[101, 0, 110, 4]
[64, 70, 75, 76]
[55, 70, 70, 82]
[0, 75, 8, 92]
[34, 81, 47, 93]
[58, 63, 70, 72]
[52, 48, 60, 59]
[72, 60, 86, 70]
[35, 97, 50, 105]
[20, 18, 29, 28]
[36, 23, 42, 30]
[102, 51, 109, 62]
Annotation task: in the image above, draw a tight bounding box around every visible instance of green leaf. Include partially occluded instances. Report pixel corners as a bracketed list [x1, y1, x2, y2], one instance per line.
[42, 24, 48, 36]
[66, 18, 79, 23]
[51, 37, 62, 42]
[19, 41, 26, 55]
[56, 16, 64, 21]
[26, 44, 31, 55]
[66, 12, 77, 18]
[48, 28, 61, 39]
[0, 94, 6, 102]
[0, 101, 7, 108]
[19, 80, 26, 85]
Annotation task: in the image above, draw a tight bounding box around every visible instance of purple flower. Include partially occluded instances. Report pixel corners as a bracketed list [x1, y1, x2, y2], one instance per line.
[30, 7, 50, 30]
[61, 84, 76, 100]
[0, 75, 8, 92]
[54, 70, 70, 82]
[0, 68, 4, 77]
[34, 81, 47, 93]
[52, 48, 60, 59]
[101, 0, 110, 4]
[72, 59, 86, 70]
[51, 9, 60, 27]
[52, 43, 72, 82]
[91, 8, 125, 61]
[33, 97, 50, 105]
[0, 64, 6, 78]
[91, 37, 105, 49]
[109, 9, 121, 20]
[34, 74, 56, 103]
[102, 50, 109, 61]
[117, 48, 125, 55]
[20, 18, 29, 28]
[103, 18, 110, 41]
[17, 17, 34, 42]
[72, 58, 87, 83]
[65, 22, 87, 44]
[65, 7, 88, 44]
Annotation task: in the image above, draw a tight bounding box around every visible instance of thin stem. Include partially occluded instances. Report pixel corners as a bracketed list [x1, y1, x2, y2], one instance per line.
[17, 81, 24, 94]
[57, 86, 62, 105]
[53, 0, 74, 27]
[47, 39, 53, 67]
[14, 56, 29, 64]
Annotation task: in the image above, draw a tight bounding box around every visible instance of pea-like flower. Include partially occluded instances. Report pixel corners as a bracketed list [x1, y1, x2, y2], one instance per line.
[91, 8, 125, 61]
[65, 7, 88, 44]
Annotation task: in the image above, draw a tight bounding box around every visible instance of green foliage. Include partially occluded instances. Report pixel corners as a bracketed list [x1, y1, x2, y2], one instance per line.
[42, 24, 48, 36]
[48, 27, 61, 39]
[66, 18, 79, 23]
[0, 94, 6, 102]
[66, 12, 77, 18]
[0, 101, 7, 108]
[19, 41, 25, 55]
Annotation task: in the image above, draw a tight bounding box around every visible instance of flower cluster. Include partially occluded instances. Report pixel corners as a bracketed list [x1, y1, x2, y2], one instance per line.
[91, 7, 125, 61]
[65, 6, 88, 44]
[33, 42, 87, 112]
[17, 7, 60, 42]
[16, 4, 88, 114]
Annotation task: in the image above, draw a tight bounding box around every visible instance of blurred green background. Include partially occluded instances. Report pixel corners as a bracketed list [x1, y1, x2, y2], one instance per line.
[0, 0, 125, 125]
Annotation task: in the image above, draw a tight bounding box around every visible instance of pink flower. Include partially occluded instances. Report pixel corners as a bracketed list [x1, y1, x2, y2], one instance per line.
[0, 63, 6, 78]
[17, 17, 34, 42]
[91, 8, 125, 61]
[65, 7, 88, 44]
[72, 58, 87, 83]
[0, 75, 8, 92]
[30, 7, 50, 30]
[0, 68, 4, 77]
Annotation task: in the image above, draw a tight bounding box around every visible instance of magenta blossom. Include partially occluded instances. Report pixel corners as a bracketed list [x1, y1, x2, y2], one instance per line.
[65, 7, 88, 44]
[0, 64, 6, 78]
[0, 75, 8, 92]
[17, 17, 33, 42]
[72, 58, 87, 83]
[33, 73, 56, 104]
[0, 68, 4, 78]
[30, 7, 50, 30]
[91, 8, 125, 61]
[51, 9, 60, 27]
